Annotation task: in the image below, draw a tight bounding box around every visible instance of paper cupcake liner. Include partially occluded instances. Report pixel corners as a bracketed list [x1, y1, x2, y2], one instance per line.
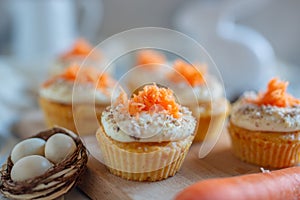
[194, 113, 227, 142]
[189, 99, 230, 142]
[228, 122, 300, 168]
[39, 97, 106, 136]
[96, 126, 193, 181]
[107, 150, 187, 182]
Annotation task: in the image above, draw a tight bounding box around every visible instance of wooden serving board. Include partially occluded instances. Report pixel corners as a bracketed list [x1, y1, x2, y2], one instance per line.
[13, 111, 261, 200]
[77, 129, 261, 200]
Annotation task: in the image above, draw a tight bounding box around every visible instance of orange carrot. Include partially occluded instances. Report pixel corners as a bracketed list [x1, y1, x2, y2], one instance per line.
[250, 78, 300, 107]
[175, 167, 300, 200]
[136, 50, 166, 68]
[61, 38, 101, 60]
[125, 84, 181, 118]
[169, 59, 206, 87]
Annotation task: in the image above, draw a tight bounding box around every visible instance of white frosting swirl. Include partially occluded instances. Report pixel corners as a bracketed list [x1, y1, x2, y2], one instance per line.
[39, 80, 115, 104]
[230, 92, 300, 132]
[50, 56, 114, 76]
[170, 75, 224, 105]
[126, 63, 172, 91]
[101, 104, 196, 143]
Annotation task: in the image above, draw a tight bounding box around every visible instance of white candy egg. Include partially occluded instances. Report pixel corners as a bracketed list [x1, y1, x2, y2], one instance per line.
[11, 138, 46, 164]
[45, 133, 76, 164]
[11, 155, 53, 182]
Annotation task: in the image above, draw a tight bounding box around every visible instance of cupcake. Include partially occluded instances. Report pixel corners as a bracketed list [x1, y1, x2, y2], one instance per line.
[39, 64, 117, 136]
[126, 50, 168, 92]
[228, 78, 300, 168]
[166, 59, 230, 142]
[96, 84, 196, 181]
[51, 38, 102, 75]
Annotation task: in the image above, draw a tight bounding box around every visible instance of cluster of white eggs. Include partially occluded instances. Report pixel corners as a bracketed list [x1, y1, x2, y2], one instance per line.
[10, 133, 77, 182]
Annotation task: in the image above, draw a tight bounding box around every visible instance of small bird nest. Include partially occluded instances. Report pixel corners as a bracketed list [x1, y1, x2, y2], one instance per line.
[0, 127, 88, 200]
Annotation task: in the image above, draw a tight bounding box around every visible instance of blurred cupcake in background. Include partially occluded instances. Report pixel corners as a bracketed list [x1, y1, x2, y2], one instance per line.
[166, 59, 230, 142]
[136, 49, 166, 67]
[125, 50, 169, 93]
[39, 64, 117, 136]
[50, 38, 104, 76]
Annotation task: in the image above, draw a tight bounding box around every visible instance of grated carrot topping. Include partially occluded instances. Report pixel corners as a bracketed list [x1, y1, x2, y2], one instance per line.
[136, 50, 166, 68]
[116, 84, 181, 118]
[249, 78, 300, 107]
[169, 59, 206, 87]
[96, 73, 114, 91]
[114, 91, 128, 107]
[61, 38, 100, 60]
[42, 64, 115, 93]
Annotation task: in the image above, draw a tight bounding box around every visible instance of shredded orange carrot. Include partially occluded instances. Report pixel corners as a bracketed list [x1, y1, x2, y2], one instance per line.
[136, 50, 166, 68]
[60, 64, 80, 80]
[249, 78, 300, 107]
[169, 59, 206, 87]
[115, 91, 128, 106]
[42, 64, 115, 93]
[61, 38, 100, 60]
[125, 84, 181, 118]
[96, 73, 114, 90]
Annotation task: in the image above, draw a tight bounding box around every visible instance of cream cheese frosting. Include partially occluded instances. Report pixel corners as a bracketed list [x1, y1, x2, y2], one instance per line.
[230, 92, 300, 132]
[39, 80, 114, 104]
[126, 63, 172, 91]
[101, 104, 196, 143]
[170, 75, 224, 105]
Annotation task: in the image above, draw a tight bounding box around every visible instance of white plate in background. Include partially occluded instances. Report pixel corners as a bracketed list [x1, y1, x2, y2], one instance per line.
[173, 0, 277, 100]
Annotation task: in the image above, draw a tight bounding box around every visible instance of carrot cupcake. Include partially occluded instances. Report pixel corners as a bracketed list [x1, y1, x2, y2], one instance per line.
[96, 84, 196, 181]
[39, 64, 116, 136]
[167, 59, 230, 142]
[126, 50, 168, 92]
[228, 78, 300, 168]
[51, 38, 102, 75]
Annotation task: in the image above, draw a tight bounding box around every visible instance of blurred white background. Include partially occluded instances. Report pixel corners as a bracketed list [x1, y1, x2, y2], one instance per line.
[0, 0, 299, 133]
[0, 0, 299, 131]
[0, 0, 299, 96]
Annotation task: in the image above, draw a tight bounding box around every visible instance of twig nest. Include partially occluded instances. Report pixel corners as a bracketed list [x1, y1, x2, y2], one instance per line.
[0, 127, 88, 200]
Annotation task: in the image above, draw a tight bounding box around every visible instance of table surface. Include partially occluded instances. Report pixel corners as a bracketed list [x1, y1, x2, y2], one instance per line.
[77, 127, 261, 200]
[0, 108, 261, 200]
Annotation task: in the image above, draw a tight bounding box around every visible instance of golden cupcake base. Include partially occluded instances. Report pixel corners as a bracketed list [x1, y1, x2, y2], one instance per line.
[96, 125, 193, 181]
[194, 113, 227, 142]
[39, 97, 106, 136]
[190, 98, 230, 142]
[228, 122, 300, 168]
